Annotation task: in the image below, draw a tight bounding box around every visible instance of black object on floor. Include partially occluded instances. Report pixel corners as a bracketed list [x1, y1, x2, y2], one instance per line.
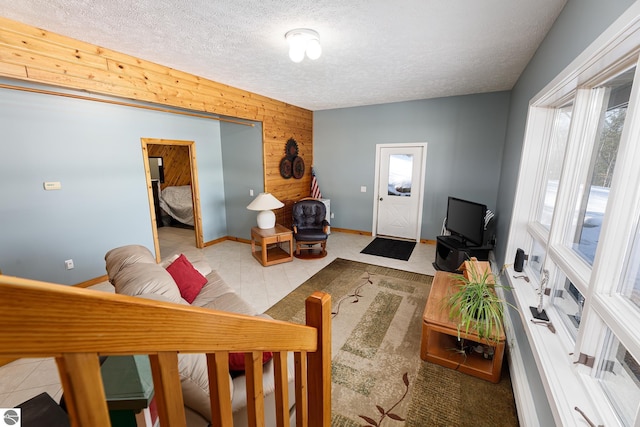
[361, 237, 416, 261]
[16, 392, 70, 427]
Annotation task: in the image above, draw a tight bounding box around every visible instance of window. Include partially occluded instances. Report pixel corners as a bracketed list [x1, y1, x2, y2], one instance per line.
[529, 239, 546, 281]
[539, 104, 572, 229]
[387, 154, 413, 197]
[620, 220, 640, 312]
[550, 271, 584, 340]
[569, 68, 634, 265]
[505, 12, 640, 425]
[597, 331, 640, 426]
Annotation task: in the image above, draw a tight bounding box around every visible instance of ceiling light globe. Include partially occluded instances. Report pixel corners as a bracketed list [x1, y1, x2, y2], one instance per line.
[287, 33, 307, 63]
[289, 46, 305, 63]
[306, 39, 322, 60]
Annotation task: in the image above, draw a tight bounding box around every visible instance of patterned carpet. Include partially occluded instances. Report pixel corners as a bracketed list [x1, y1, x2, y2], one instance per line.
[266, 258, 519, 426]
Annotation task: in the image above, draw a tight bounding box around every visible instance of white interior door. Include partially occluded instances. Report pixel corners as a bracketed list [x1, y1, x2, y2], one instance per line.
[374, 144, 427, 240]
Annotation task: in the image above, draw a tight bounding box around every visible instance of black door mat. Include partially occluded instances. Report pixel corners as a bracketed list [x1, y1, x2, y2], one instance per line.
[361, 237, 416, 261]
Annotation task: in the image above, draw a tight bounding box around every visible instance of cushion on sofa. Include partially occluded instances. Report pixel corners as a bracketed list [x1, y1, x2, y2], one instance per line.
[178, 353, 234, 421]
[111, 263, 186, 304]
[161, 253, 212, 277]
[196, 292, 257, 315]
[191, 270, 257, 316]
[105, 245, 156, 282]
[229, 351, 274, 372]
[165, 254, 208, 303]
[231, 351, 296, 413]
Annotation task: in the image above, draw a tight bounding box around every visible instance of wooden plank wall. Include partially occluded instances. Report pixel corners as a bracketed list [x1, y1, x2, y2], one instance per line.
[148, 144, 191, 190]
[0, 16, 313, 227]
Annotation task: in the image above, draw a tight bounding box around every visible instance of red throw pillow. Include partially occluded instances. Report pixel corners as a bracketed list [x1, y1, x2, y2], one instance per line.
[165, 254, 208, 303]
[228, 352, 274, 372]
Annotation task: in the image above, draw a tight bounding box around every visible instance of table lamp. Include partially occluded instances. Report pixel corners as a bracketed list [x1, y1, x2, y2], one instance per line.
[247, 193, 284, 229]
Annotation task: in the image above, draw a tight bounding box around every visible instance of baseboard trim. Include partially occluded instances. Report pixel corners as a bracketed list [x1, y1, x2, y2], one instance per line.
[204, 230, 435, 247]
[0, 357, 17, 367]
[203, 235, 230, 247]
[330, 227, 371, 236]
[74, 274, 108, 288]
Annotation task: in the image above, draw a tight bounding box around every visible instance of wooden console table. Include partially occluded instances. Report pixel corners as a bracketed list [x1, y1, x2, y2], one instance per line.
[251, 225, 294, 267]
[420, 269, 505, 383]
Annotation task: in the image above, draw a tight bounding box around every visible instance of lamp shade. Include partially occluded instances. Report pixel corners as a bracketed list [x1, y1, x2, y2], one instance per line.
[247, 193, 284, 229]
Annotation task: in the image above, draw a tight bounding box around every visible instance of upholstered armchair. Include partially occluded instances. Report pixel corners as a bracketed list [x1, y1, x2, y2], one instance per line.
[291, 198, 330, 258]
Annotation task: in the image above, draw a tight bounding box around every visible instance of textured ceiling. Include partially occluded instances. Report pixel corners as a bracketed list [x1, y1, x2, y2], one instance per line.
[0, 0, 567, 111]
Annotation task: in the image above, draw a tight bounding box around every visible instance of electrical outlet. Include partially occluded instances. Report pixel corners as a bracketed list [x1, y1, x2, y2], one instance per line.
[331, 212, 335, 219]
[65, 259, 74, 270]
[360, 186, 367, 192]
[249, 189, 254, 196]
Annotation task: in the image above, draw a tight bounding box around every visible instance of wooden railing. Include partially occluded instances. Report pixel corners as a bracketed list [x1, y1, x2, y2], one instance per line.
[0, 275, 332, 427]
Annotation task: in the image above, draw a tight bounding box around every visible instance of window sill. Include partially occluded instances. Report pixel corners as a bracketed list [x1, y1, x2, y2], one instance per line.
[502, 265, 615, 426]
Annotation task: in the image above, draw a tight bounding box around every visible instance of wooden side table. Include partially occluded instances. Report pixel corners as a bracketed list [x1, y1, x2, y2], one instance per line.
[251, 224, 294, 266]
[420, 270, 505, 383]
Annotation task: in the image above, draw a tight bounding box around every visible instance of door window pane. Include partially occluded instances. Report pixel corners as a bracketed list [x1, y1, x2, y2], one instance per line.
[387, 154, 413, 197]
[598, 331, 640, 426]
[551, 272, 585, 340]
[539, 105, 572, 228]
[571, 68, 634, 264]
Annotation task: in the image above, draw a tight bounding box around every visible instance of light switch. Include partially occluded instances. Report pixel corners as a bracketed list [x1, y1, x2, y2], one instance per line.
[360, 186, 367, 193]
[43, 181, 61, 191]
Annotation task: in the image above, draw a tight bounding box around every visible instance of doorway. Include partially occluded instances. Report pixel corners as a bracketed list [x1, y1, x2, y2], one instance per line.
[372, 143, 428, 241]
[141, 138, 203, 261]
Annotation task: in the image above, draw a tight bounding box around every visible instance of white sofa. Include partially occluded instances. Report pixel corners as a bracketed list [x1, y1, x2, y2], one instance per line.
[104, 245, 296, 426]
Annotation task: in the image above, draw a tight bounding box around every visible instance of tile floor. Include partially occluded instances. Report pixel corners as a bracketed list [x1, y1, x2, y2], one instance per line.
[0, 227, 436, 408]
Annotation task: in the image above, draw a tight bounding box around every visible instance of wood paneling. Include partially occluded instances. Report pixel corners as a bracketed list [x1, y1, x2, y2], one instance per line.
[148, 144, 191, 190]
[0, 16, 313, 211]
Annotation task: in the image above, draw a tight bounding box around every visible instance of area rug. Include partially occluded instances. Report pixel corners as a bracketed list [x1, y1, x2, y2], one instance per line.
[360, 237, 416, 261]
[266, 258, 519, 426]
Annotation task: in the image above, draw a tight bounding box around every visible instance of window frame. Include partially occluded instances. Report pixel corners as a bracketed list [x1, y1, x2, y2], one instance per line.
[504, 4, 640, 426]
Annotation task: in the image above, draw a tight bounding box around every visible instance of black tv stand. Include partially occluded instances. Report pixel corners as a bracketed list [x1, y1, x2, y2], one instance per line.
[433, 235, 492, 273]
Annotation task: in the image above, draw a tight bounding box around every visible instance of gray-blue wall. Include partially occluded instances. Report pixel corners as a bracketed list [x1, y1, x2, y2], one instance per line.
[494, 0, 636, 266]
[0, 82, 226, 284]
[220, 120, 264, 240]
[313, 92, 511, 241]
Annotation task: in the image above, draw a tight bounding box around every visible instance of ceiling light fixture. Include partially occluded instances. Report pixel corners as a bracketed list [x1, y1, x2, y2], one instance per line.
[285, 28, 321, 63]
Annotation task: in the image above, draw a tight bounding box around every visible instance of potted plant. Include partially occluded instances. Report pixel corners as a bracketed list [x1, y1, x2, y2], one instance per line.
[446, 258, 509, 345]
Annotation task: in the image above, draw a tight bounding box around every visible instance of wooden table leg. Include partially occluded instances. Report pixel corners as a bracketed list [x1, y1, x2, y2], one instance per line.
[261, 239, 268, 266]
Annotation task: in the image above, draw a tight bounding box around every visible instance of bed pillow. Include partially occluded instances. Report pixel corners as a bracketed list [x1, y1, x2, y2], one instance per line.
[229, 352, 274, 373]
[165, 254, 208, 303]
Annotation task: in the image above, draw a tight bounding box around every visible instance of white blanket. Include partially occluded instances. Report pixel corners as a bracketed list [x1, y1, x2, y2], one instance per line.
[159, 185, 194, 226]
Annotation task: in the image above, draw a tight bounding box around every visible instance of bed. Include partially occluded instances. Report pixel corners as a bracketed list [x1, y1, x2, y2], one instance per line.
[159, 185, 194, 226]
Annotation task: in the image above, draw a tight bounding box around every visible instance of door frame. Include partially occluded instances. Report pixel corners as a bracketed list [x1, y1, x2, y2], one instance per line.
[372, 142, 428, 241]
[141, 138, 204, 261]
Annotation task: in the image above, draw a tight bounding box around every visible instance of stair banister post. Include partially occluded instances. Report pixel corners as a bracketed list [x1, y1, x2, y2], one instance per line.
[305, 291, 332, 427]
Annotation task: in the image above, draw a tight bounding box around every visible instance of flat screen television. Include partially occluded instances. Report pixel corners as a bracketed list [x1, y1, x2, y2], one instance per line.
[446, 197, 487, 246]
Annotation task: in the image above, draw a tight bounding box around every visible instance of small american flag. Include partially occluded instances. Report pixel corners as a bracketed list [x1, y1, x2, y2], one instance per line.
[311, 167, 322, 199]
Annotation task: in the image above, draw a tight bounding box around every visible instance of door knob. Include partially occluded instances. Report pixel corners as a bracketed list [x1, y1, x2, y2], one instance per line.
[379, 197, 383, 201]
